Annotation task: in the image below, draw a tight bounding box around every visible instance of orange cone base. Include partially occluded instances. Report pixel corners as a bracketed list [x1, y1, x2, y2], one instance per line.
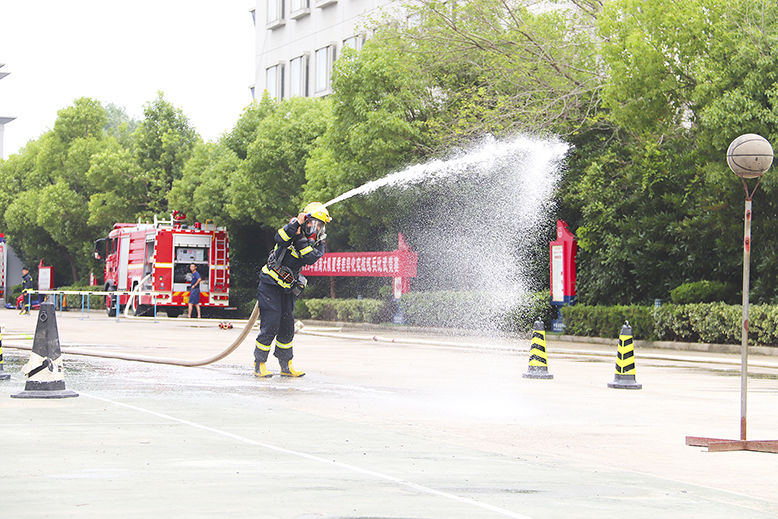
[11, 380, 78, 399]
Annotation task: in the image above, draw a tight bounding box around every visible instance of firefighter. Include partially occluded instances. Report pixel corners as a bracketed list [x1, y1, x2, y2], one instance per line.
[20, 266, 33, 315]
[254, 202, 331, 378]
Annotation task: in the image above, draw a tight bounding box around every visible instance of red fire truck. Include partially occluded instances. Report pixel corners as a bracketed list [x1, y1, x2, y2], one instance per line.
[95, 212, 230, 317]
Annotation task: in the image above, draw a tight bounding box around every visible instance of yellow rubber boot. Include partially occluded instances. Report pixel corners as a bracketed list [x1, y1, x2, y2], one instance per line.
[280, 360, 305, 377]
[254, 362, 274, 378]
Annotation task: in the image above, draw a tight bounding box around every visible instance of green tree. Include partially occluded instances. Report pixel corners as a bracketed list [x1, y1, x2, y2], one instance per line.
[133, 92, 199, 216]
[104, 102, 140, 148]
[168, 141, 239, 224]
[303, 43, 432, 253]
[228, 96, 331, 226]
[367, 0, 603, 147]
[86, 143, 148, 228]
[568, 0, 778, 304]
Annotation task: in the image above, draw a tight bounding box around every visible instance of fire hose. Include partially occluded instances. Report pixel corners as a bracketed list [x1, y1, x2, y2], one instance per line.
[3, 301, 259, 367]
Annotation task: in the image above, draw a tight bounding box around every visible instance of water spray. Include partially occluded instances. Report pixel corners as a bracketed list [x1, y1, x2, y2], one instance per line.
[320, 134, 570, 331]
[321, 135, 568, 210]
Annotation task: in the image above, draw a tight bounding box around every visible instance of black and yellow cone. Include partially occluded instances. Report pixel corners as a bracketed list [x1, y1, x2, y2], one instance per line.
[11, 303, 78, 399]
[608, 321, 642, 390]
[523, 320, 553, 379]
[0, 332, 10, 381]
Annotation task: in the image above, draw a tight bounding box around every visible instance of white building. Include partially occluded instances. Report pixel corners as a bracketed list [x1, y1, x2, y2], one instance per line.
[251, 0, 398, 100]
[0, 64, 15, 160]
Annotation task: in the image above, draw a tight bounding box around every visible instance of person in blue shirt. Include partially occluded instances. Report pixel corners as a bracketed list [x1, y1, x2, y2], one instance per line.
[254, 202, 331, 378]
[187, 263, 202, 318]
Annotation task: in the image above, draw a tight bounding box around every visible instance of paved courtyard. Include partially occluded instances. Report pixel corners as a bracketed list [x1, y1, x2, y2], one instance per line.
[1, 308, 777, 518]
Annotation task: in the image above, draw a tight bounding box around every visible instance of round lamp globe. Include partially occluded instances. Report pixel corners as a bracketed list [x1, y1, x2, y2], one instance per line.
[727, 133, 774, 178]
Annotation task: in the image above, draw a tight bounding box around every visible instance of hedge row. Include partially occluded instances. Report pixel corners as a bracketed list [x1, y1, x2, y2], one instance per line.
[296, 298, 388, 323]
[560, 305, 657, 340]
[38, 286, 106, 311]
[395, 290, 556, 332]
[296, 290, 556, 331]
[561, 303, 778, 346]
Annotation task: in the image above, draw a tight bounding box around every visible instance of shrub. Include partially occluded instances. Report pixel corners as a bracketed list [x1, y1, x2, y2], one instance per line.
[686, 303, 739, 344]
[303, 298, 385, 323]
[749, 305, 778, 346]
[561, 305, 657, 340]
[501, 290, 558, 333]
[397, 290, 555, 331]
[670, 280, 731, 304]
[653, 304, 696, 342]
[52, 286, 106, 310]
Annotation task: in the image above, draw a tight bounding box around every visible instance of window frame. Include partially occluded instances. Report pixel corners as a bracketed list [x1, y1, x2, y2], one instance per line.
[290, 54, 309, 98]
[314, 44, 336, 95]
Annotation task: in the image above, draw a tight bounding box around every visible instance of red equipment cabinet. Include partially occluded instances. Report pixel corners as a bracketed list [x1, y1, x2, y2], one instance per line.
[95, 214, 229, 317]
[549, 220, 577, 332]
[549, 220, 577, 305]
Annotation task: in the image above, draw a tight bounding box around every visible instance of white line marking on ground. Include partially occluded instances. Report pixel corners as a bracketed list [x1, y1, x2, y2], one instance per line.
[83, 392, 535, 519]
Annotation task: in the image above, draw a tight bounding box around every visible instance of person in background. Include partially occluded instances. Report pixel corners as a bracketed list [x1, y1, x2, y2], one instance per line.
[20, 267, 33, 315]
[187, 263, 201, 318]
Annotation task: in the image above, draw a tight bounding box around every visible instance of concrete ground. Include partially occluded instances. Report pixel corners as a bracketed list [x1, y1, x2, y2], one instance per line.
[1, 307, 777, 518]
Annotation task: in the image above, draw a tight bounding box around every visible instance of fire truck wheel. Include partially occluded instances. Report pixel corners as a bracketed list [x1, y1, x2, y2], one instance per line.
[106, 295, 117, 317]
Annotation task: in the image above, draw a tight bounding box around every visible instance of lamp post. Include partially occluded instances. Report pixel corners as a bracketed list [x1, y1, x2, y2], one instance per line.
[686, 133, 778, 453]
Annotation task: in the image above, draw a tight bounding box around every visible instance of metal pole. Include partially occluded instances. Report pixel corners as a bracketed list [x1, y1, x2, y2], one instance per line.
[741, 197, 752, 441]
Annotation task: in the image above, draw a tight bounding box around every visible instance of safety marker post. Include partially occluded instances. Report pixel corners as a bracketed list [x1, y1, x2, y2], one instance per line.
[522, 320, 554, 379]
[608, 321, 642, 389]
[11, 302, 78, 399]
[0, 331, 10, 380]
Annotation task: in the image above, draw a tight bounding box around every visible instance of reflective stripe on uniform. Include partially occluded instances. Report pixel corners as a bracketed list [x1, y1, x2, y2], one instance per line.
[261, 265, 293, 289]
[276, 340, 293, 350]
[278, 228, 291, 242]
[255, 340, 271, 352]
[298, 245, 313, 255]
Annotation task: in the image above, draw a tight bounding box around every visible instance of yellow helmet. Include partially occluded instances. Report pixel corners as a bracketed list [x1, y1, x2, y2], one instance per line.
[303, 202, 332, 223]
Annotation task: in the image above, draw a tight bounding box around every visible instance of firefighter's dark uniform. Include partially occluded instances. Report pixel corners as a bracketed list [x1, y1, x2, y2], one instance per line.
[21, 271, 34, 314]
[254, 219, 325, 372]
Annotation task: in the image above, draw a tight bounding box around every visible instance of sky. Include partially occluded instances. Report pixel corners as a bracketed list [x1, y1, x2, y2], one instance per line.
[0, 1, 256, 159]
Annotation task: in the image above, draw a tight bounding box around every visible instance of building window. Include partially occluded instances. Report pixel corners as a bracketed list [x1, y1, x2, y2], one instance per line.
[290, 54, 309, 97]
[266, 64, 284, 101]
[315, 0, 337, 7]
[315, 45, 336, 94]
[267, 0, 285, 29]
[343, 34, 365, 51]
[290, 0, 310, 18]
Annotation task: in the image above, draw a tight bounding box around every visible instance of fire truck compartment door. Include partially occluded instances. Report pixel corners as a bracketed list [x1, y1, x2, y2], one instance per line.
[118, 235, 130, 290]
[172, 235, 212, 292]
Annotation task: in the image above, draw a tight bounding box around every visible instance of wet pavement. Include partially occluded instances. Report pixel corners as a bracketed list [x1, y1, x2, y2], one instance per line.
[1, 308, 778, 518]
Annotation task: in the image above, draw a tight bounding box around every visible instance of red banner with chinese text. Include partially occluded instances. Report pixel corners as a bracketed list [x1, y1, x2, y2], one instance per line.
[301, 251, 418, 278]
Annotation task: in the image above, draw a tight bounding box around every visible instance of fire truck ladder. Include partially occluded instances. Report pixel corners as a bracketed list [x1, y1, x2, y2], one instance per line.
[212, 234, 228, 291]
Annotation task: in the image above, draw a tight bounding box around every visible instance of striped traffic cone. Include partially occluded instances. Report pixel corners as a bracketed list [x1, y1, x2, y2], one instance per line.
[523, 320, 554, 379]
[608, 321, 642, 389]
[11, 303, 78, 399]
[0, 331, 9, 381]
